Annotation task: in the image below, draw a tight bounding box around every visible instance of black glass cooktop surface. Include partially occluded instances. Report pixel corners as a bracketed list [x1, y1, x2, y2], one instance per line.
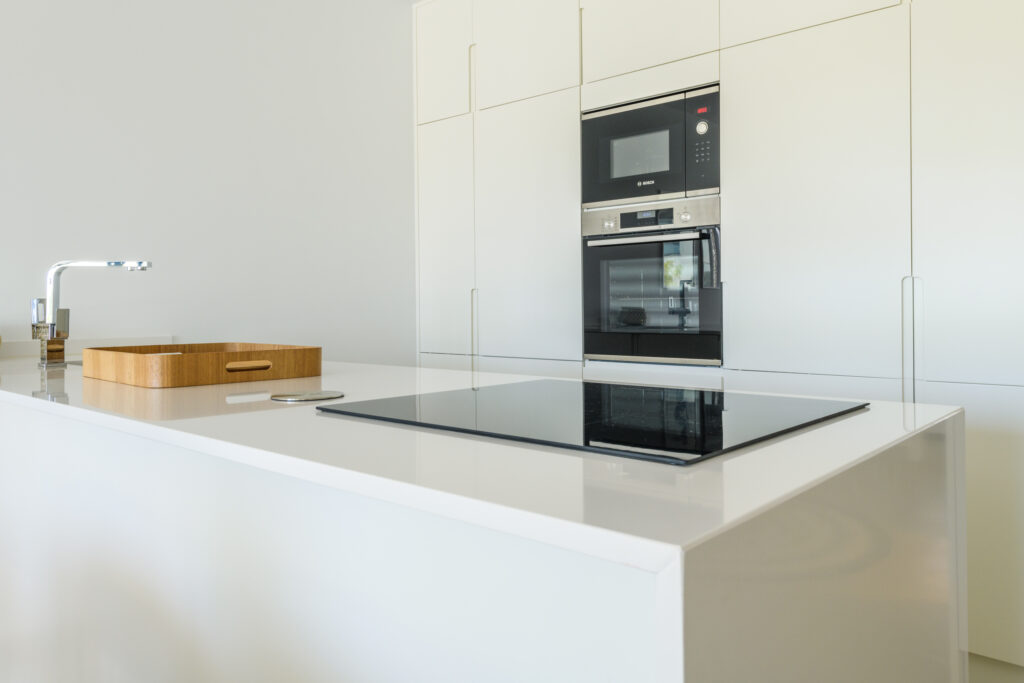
[316, 380, 868, 466]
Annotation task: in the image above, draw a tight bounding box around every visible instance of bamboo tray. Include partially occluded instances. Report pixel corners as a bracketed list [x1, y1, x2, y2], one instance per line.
[82, 343, 321, 388]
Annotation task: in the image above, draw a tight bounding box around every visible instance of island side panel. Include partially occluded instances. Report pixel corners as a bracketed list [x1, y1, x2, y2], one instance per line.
[682, 414, 965, 683]
[0, 400, 666, 683]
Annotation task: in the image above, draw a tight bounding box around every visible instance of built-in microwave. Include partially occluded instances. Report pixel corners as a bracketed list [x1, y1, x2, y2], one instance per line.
[581, 85, 719, 208]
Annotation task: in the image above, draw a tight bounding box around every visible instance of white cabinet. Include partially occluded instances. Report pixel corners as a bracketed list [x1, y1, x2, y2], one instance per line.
[415, 0, 472, 124]
[720, 6, 910, 377]
[475, 88, 582, 361]
[581, 0, 718, 84]
[473, 0, 580, 110]
[720, 0, 899, 48]
[912, 0, 1024, 386]
[417, 114, 476, 354]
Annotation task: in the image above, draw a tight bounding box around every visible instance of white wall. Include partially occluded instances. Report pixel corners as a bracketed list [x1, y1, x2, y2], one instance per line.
[0, 0, 416, 365]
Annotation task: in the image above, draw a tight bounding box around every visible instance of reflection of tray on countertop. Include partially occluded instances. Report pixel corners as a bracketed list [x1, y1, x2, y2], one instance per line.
[83, 343, 321, 388]
[82, 374, 327, 420]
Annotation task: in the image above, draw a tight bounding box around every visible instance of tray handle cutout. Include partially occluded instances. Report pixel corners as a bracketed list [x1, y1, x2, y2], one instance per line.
[225, 360, 273, 373]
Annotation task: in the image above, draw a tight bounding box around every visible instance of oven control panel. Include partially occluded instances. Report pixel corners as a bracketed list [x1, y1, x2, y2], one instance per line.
[684, 90, 720, 193]
[582, 195, 720, 238]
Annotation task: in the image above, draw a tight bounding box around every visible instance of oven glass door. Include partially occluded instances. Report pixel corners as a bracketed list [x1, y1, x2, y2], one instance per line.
[582, 229, 722, 363]
[582, 98, 688, 205]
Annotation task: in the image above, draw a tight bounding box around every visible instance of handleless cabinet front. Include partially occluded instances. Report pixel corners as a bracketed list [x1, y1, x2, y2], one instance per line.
[418, 114, 475, 355]
[474, 88, 582, 361]
[472, 0, 580, 110]
[720, 0, 900, 48]
[581, 0, 719, 84]
[720, 6, 910, 377]
[912, 0, 1024, 389]
[415, 0, 473, 124]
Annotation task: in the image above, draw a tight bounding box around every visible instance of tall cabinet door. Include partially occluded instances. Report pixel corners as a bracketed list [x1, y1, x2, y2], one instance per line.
[720, 6, 910, 377]
[475, 88, 582, 361]
[473, 0, 580, 110]
[415, 0, 473, 124]
[912, 0, 1024, 387]
[418, 114, 476, 355]
[581, 0, 719, 84]
[720, 0, 899, 48]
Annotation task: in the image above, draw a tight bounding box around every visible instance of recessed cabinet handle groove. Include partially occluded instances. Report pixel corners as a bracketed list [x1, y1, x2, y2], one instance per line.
[470, 288, 479, 356]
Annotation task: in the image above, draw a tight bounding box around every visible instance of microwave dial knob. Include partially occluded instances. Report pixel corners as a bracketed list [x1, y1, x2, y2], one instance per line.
[695, 120, 710, 135]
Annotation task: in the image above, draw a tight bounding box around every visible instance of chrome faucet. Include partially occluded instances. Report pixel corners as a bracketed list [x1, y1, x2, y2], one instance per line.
[31, 260, 153, 367]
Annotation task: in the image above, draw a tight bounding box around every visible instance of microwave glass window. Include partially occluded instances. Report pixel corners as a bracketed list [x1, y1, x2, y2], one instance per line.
[610, 129, 670, 179]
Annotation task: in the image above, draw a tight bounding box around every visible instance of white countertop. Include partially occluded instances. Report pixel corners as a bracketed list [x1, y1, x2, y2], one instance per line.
[0, 355, 960, 570]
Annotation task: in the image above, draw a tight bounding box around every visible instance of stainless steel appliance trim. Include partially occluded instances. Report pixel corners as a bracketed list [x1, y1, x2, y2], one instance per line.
[581, 195, 721, 237]
[586, 232, 700, 247]
[686, 187, 720, 197]
[685, 85, 719, 98]
[587, 440, 703, 461]
[582, 191, 689, 212]
[581, 91, 689, 120]
[584, 354, 723, 366]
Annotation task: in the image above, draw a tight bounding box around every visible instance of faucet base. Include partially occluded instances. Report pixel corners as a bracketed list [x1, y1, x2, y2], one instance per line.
[39, 338, 67, 368]
[33, 326, 66, 367]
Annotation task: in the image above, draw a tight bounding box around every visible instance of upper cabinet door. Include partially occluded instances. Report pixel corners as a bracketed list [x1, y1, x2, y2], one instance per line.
[475, 88, 582, 361]
[472, 0, 580, 110]
[720, 0, 899, 48]
[913, 0, 1024, 388]
[581, 0, 718, 84]
[720, 7, 910, 378]
[418, 114, 476, 355]
[416, 0, 473, 124]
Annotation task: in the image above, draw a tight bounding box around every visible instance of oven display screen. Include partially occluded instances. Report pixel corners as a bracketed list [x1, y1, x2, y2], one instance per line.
[621, 208, 673, 229]
[610, 129, 670, 179]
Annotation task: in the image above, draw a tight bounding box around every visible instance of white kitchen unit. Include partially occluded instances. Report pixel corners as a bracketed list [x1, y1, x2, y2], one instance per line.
[474, 87, 582, 361]
[417, 114, 476, 355]
[917, 380, 1024, 670]
[472, 0, 579, 110]
[580, 0, 718, 84]
[415, 0, 473, 124]
[719, 0, 900, 48]
[911, 0, 1024, 387]
[720, 5, 910, 378]
[913, 3, 1024, 667]
[581, 52, 719, 112]
[0, 355, 965, 682]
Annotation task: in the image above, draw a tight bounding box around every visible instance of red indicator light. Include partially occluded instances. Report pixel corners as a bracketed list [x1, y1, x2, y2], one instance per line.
[697, 106, 708, 114]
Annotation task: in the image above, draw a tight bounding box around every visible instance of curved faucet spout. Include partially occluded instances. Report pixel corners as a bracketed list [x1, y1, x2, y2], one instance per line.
[44, 260, 153, 328]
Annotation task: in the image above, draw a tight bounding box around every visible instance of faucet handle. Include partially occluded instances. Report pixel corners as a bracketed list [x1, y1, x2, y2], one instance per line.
[31, 298, 45, 325]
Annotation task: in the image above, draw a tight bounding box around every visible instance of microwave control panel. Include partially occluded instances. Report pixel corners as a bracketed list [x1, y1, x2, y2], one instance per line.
[684, 90, 720, 193]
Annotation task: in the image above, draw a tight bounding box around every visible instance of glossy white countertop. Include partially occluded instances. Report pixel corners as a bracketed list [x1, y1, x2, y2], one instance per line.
[0, 355, 960, 569]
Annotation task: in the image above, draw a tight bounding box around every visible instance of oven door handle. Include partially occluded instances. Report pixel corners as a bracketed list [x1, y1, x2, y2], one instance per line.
[586, 231, 700, 247]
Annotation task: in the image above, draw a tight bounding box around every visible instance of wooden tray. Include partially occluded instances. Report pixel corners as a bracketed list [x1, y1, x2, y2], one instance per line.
[82, 343, 321, 388]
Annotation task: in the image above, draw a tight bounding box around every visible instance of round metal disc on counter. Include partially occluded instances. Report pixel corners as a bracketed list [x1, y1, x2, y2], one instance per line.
[270, 390, 345, 403]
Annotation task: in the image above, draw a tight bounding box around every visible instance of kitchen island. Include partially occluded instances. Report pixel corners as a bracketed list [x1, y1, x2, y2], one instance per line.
[0, 357, 966, 682]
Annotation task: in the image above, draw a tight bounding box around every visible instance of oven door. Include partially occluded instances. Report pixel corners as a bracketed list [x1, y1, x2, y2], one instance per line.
[582, 228, 722, 365]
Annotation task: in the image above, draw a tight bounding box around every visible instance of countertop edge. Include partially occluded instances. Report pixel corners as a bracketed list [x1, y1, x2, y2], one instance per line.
[0, 386, 683, 573]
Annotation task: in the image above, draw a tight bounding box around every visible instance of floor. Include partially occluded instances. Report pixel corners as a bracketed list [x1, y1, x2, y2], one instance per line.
[972, 654, 1024, 682]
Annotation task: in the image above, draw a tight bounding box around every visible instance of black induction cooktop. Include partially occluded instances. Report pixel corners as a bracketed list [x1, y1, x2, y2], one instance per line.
[316, 380, 868, 466]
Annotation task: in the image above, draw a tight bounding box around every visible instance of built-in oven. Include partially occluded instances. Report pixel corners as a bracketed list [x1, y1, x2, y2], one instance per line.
[581, 85, 719, 207]
[582, 195, 721, 365]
